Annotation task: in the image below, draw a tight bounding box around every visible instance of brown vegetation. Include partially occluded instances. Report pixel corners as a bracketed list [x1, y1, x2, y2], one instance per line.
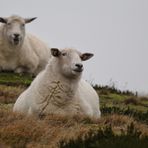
[0, 107, 148, 148]
[124, 97, 140, 105]
[0, 85, 25, 104]
[0, 73, 148, 147]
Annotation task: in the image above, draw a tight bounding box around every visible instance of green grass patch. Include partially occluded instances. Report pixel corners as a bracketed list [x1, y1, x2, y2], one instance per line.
[0, 72, 33, 86]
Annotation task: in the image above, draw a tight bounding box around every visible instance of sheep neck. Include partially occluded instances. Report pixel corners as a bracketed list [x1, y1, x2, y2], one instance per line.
[37, 67, 80, 115]
[37, 59, 81, 108]
[44, 64, 79, 94]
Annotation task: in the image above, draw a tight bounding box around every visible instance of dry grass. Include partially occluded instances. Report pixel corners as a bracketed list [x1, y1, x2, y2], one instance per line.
[0, 85, 26, 104]
[0, 106, 148, 148]
[0, 73, 147, 147]
[124, 97, 139, 105]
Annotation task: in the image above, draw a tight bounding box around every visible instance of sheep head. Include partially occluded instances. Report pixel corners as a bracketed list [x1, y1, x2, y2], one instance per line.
[51, 48, 93, 79]
[0, 15, 37, 47]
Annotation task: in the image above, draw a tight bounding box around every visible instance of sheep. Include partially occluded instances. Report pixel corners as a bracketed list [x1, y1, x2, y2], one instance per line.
[13, 48, 101, 119]
[0, 15, 50, 75]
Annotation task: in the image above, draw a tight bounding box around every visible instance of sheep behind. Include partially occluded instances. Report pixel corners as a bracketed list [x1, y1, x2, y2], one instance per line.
[0, 15, 50, 75]
[13, 48, 101, 119]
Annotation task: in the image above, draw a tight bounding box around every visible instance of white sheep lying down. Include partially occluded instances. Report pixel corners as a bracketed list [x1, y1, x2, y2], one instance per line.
[13, 48, 101, 119]
[0, 15, 50, 75]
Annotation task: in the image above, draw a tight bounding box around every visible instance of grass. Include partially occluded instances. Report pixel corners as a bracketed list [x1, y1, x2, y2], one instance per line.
[0, 85, 25, 104]
[0, 109, 148, 148]
[0, 72, 33, 86]
[0, 72, 148, 147]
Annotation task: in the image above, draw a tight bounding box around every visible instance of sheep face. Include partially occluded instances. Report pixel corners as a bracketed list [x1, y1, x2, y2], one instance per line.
[0, 15, 36, 47]
[51, 48, 94, 79]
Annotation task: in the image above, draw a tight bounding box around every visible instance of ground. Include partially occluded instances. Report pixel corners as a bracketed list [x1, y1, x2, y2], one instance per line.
[0, 72, 148, 148]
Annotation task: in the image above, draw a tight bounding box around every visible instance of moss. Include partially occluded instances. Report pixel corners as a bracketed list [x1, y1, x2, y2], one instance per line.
[0, 72, 33, 86]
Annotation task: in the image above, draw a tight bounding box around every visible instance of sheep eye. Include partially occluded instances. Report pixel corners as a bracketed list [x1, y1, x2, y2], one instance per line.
[22, 24, 25, 27]
[62, 52, 67, 56]
[7, 22, 11, 26]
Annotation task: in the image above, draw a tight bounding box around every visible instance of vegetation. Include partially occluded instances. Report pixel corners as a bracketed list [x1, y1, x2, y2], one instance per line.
[0, 72, 33, 86]
[0, 72, 148, 147]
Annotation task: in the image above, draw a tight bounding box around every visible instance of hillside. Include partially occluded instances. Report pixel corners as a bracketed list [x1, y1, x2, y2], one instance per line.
[0, 72, 148, 148]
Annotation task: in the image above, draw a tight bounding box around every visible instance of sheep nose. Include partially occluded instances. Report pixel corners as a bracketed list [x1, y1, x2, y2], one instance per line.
[13, 33, 20, 38]
[75, 63, 83, 69]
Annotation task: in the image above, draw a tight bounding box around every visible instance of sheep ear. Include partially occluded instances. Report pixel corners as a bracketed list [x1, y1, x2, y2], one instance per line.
[51, 48, 61, 57]
[0, 17, 7, 24]
[81, 53, 94, 61]
[25, 17, 37, 24]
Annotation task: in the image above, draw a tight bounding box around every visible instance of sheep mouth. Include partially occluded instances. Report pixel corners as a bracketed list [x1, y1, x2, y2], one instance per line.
[13, 38, 20, 44]
[73, 68, 83, 73]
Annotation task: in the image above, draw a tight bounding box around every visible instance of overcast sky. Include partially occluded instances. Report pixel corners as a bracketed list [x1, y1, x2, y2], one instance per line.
[1, 0, 148, 93]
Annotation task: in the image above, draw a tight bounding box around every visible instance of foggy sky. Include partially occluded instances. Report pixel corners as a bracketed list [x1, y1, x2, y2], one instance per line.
[1, 0, 148, 93]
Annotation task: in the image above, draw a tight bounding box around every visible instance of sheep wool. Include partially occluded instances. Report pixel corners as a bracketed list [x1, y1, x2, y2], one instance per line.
[0, 15, 50, 75]
[13, 48, 101, 119]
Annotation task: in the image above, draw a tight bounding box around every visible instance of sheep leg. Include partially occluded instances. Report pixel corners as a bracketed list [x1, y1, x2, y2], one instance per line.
[15, 66, 34, 76]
